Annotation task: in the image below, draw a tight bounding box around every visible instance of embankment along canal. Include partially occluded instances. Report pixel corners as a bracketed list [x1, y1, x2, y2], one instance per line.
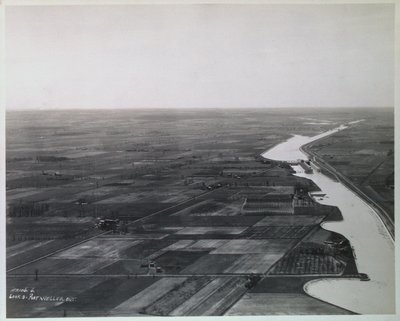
[261, 121, 395, 314]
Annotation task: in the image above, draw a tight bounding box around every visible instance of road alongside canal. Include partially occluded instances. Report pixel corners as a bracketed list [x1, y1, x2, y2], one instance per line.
[261, 122, 395, 314]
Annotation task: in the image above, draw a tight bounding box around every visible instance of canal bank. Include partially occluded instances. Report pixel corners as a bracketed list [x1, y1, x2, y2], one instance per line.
[261, 123, 395, 314]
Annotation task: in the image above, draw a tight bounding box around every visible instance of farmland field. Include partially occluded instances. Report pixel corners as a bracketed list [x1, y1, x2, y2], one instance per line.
[6, 108, 391, 317]
[225, 293, 351, 315]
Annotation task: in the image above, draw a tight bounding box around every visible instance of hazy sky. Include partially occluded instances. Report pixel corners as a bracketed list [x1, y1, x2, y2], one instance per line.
[6, 4, 394, 109]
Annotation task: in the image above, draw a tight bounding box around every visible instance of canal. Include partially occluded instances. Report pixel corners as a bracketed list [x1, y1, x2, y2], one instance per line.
[262, 123, 395, 314]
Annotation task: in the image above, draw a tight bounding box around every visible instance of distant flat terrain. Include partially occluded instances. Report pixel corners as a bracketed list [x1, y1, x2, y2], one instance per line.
[7, 108, 388, 317]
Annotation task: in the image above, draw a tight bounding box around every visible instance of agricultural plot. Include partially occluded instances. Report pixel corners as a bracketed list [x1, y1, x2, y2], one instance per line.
[109, 201, 176, 220]
[6, 187, 63, 204]
[268, 228, 348, 276]
[96, 234, 169, 240]
[120, 239, 176, 260]
[183, 239, 230, 251]
[240, 226, 313, 239]
[9, 216, 95, 225]
[7, 240, 54, 258]
[154, 250, 209, 273]
[7, 238, 100, 270]
[7, 188, 44, 201]
[6, 175, 75, 190]
[211, 239, 296, 254]
[181, 254, 242, 274]
[7, 222, 95, 241]
[54, 277, 158, 317]
[148, 240, 198, 255]
[119, 234, 169, 240]
[12, 257, 118, 275]
[170, 200, 211, 216]
[270, 252, 344, 275]
[254, 215, 324, 226]
[94, 192, 146, 204]
[58, 150, 108, 159]
[265, 186, 296, 194]
[142, 239, 224, 261]
[155, 215, 263, 227]
[154, 189, 201, 204]
[242, 206, 294, 215]
[70, 186, 121, 200]
[110, 277, 188, 316]
[202, 201, 244, 216]
[169, 277, 233, 315]
[173, 200, 243, 217]
[94, 259, 147, 275]
[171, 277, 248, 316]
[301, 228, 334, 243]
[54, 239, 141, 259]
[143, 276, 213, 315]
[225, 293, 350, 315]
[175, 226, 248, 235]
[224, 254, 284, 274]
[251, 276, 315, 293]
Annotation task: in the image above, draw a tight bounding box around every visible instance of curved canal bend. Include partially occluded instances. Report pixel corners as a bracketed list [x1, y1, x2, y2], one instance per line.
[261, 123, 395, 314]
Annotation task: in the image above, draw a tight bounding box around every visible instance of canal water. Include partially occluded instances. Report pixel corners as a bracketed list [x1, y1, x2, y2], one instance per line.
[262, 125, 347, 162]
[261, 124, 395, 314]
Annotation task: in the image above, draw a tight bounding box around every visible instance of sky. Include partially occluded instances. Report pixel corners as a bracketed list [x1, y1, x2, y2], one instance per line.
[5, 4, 394, 110]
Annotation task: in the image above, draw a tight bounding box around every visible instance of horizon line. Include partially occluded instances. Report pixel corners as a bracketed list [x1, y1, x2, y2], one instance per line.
[5, 106, 394, 111]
